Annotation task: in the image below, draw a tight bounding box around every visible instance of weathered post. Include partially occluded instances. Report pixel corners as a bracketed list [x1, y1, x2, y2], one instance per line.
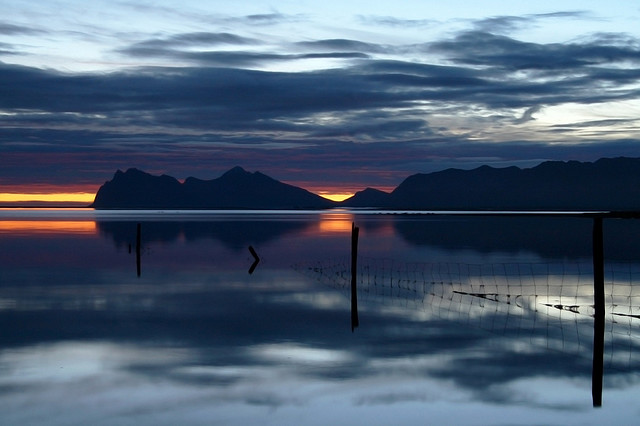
[351, 222, 360, 332]
[136, 222, 141, 277]
[248, 245, 260, 274]
[592, 216, 604, 407]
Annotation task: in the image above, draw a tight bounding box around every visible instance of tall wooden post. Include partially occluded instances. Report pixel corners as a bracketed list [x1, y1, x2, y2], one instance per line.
[592, 216, 604, 407]
[136, 222, 141, 277]
[351, 222, 360, 332]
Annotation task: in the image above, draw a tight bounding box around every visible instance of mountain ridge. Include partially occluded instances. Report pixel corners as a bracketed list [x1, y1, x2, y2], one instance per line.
[380, 157, 640, 210]
[92, 166, 336, 209]
[92, 157, 640, 210]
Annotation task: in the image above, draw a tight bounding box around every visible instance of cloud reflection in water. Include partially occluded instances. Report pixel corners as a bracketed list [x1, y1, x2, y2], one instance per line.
[1, 212, 640, 424]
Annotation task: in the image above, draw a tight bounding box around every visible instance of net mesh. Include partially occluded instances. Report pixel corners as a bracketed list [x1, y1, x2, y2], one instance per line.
[294, 257, 640, 371]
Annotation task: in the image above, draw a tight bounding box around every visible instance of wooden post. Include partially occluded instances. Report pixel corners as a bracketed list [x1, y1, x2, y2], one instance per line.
[351, 222, 360, 332]
[136, 222, 141, 277]
[248, 245, 260, 274]
[592, 216, 604, 407]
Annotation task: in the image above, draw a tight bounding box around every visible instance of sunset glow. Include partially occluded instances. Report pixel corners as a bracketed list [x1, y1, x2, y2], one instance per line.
[315, 192, 354, 202]
[0, 192, 95, 205]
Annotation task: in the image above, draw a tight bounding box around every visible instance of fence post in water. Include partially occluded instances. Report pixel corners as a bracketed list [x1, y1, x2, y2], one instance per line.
[136, 222, 141, 277]
[351, 222, 360, 332]
[592, 216, 604, 407]
[248, 245, 260, 274]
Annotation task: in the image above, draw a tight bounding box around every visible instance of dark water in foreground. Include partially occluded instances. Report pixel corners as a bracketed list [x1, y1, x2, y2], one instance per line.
[1, 209, 640, 425]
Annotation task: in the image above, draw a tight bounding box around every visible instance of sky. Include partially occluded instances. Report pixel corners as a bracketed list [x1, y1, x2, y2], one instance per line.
[1, 0, 640, 202]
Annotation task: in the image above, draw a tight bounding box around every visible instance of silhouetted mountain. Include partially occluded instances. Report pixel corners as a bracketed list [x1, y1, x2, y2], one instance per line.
[341, 188, 390, 207]
[385, 157, 640, 211]
[91, 168, 188, 208]
[92, 167, 336, 209]
[92, 157, 640, 210]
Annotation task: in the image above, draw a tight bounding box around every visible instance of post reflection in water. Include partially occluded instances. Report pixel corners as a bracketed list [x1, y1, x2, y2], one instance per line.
[2, 210, 640, 425]
[351, 222, 359, 332]
[592, 217, 605, 407]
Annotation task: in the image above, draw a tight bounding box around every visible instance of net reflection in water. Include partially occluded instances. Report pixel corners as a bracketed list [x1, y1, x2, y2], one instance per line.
[295, 258, 640, 371]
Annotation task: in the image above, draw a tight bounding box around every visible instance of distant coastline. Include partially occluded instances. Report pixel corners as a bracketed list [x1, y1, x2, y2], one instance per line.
[90, 157, 640, 211]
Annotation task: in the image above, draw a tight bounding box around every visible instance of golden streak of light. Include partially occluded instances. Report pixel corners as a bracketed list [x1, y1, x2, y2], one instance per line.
[0, 192, 95, 203]
[0, 220, 97, 234]
[318, 213, 354, 233]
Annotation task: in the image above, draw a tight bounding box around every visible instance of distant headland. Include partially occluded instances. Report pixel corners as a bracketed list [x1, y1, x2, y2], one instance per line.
[92, 157, 640, 211]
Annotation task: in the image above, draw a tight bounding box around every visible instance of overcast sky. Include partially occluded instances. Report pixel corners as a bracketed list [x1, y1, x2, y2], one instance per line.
[2, 0, 640, 194]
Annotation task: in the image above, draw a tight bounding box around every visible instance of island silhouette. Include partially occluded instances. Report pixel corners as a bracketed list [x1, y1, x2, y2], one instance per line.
[92, 166, 334, 209]
[91, 157, 640, 211]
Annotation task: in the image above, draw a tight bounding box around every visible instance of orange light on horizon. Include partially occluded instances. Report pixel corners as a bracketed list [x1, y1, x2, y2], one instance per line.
[309, 186, 394, 202]
[0, 220, 97, 234]
[316, 191, 354, 202]
[0, 192, 95, 204]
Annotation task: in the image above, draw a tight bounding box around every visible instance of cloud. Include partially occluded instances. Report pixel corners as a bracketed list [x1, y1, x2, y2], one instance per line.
[429, 30, 640, 71]
[295, 38, 391, 54]
[109, 27, 640, 116]
[357, 15, 436, 28]
[514, 105, 542, 124]
[242, 12, 303, 25]
[2, 18, 640, 188]
[127, 32, 261, 50]
[553, 118, 639, 129]
[472, 16, 530, 34]
[3, 31, 640, 137]
[118, 33, 371, 67]
[0, 42, 18, 55]
[1, 44, 639, 153]
[472, 11, 591, 34]
[0, 21, 45, 35]
[118, 2, 305, 28]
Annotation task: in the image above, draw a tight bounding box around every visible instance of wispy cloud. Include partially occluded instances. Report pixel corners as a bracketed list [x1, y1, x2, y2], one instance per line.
[357, 15, 437, 28]
[514, 105, 542, 124]
[472, 11, 592, 34]
[429, 30, 640, 71]
[295, 38, 391, 54]
[127, 32, 261, 49]
[0, 21, 46, 35]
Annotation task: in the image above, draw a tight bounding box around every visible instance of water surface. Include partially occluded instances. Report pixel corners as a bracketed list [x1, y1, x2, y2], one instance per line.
[2, 209, 640, 425]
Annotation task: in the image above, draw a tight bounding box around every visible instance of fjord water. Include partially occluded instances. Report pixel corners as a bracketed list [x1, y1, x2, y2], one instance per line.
[2, 209, 640, 425]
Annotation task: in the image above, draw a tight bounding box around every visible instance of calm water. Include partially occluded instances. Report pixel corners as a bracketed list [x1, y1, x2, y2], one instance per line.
[2, 209, 640, 425]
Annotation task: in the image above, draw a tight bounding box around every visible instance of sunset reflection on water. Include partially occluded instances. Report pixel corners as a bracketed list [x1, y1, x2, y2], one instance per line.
[0, 220, 97, 235]
[317, 212, 354, 234]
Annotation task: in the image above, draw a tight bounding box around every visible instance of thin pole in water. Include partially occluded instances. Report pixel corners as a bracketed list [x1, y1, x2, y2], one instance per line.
[592, 216, 604, 407]
[136, 222, 141, 277]
[351, 222, 360, 332]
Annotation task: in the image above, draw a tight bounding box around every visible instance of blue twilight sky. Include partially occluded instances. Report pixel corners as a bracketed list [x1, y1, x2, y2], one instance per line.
[1, 0, 640, 194]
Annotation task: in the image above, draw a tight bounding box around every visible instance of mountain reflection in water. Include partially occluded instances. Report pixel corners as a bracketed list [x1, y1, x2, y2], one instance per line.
[1, 210, 640, 425]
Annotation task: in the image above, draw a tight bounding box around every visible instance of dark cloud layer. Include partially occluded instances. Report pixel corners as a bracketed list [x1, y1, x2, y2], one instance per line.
[472, 11, 591, 34]
[1, 23, 640, 189]
[126, 32, 261, 50]
[430, 31, 640, 72]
